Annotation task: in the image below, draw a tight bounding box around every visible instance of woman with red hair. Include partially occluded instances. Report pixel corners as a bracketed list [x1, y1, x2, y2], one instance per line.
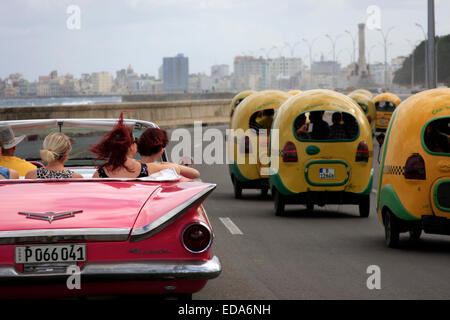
[137, 127, 200, 179]
[90, 116, 180, 178]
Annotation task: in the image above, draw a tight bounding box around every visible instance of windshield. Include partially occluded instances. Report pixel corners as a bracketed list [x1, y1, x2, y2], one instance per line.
[4, 119, 158, 166]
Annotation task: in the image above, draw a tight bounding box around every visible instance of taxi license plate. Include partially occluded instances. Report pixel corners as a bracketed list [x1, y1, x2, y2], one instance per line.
[15, 244, 86, 264]
[319, 168, 335, 179]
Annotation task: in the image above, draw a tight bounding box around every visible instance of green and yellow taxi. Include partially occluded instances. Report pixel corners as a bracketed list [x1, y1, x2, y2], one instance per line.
[269, 89, 373, 216]
[348, 91, 377, 135]
[230, 90, 256, 119]
[374, 92, 401, 131]
[229, 90, 291, 198]
[377, 88, 450, 247]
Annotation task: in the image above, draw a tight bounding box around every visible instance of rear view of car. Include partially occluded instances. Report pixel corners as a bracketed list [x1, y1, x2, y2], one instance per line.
[0, 119, 221, 299]
[377, 88, 450, 247]
[270, 89, 373, 217]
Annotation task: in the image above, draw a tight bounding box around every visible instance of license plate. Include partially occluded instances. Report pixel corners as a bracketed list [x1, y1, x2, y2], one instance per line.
[15, 244, 86, 264]
[319, 168, 335, 179]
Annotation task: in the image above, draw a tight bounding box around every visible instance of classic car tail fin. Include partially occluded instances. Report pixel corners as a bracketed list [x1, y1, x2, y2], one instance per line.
[130, 183, 216, 242]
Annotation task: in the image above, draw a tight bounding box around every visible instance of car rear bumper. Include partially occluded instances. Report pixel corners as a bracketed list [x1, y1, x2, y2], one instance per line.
[0, 256, 221, 285]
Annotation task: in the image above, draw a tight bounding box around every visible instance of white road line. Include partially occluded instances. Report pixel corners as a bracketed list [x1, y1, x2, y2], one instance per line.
[219, 217, 243, 235]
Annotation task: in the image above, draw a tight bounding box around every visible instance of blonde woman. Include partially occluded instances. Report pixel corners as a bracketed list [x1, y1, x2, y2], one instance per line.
[25, 133, 83, 179]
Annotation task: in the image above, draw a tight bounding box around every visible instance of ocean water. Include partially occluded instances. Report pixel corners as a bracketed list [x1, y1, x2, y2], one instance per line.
[0, 96, 122, 108]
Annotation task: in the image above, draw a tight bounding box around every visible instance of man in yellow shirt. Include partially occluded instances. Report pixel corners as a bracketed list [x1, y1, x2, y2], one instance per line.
[0, 125, 36, 176]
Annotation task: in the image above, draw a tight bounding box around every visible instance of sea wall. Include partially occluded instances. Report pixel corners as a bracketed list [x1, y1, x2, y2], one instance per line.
[122, 92, 236, 102]
[0, 99, 232, 128]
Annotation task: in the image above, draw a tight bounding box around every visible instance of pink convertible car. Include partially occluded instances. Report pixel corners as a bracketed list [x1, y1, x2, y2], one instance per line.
[0, 119, 221, 299]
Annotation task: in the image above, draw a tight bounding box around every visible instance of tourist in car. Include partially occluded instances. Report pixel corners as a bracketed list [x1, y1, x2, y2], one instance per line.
[0, 147, 19, 179]
[90, 115, 180, 178]
[0, 125, 36, 176]
[137, 127, 200, 179]
[342, 112, 359, 139]
[25, 132, 83, 179]
[310, 111, 330, 140]
[328, 112, 347, 140]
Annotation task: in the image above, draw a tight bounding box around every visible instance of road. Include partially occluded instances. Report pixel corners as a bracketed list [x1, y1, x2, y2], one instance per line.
[167, 125, 450, 300]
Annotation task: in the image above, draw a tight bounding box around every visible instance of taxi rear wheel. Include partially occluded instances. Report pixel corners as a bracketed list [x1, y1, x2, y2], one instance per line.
[384, 210, 400, 248]
[232, 175, 242, 199]
[359, 195, 370, 218]
[261, 188, 269, 199]
[273, 188, 286, 216]
[409, 225, 422, 241]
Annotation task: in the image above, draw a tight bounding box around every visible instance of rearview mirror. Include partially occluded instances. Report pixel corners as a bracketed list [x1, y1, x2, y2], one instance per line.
[376, 133, 385, 147]
[376, 133, 385, 164]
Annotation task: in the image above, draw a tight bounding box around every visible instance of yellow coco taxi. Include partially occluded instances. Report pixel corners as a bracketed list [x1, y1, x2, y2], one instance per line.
[374, 92, 401, 131]
[350, 89, 373, 99]
[348, 92, 377, 135]
[229, 90, 292, 198]
[288, 90, 302, 95]
[269, 89, 373, 216]
[230, 90, 256, 118]
[377, 88, 450, 248]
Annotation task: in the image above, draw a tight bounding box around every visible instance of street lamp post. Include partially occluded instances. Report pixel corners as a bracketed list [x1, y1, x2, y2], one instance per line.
[377, 26, 395, 90]
[326, 34, 342, 88]
[302, 37, 320, 89]
[283, 41, 300, 57]
[345, 30, 357, 63]
[406, 40, 419, 90]
[415, 22, 428, 87]
[427, 0, 436, 89]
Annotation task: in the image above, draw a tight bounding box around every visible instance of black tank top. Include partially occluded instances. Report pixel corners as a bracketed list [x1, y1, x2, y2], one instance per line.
[97, 163, 149, 178]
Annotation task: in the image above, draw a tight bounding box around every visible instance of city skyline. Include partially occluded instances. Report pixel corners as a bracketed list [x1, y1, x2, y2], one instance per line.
[1, 0, 450, 80]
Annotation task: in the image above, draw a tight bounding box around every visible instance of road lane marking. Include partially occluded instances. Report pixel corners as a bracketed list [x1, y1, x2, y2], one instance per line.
[219, 217, 243, 235]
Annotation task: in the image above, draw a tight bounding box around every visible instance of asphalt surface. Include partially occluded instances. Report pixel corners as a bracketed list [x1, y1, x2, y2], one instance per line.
[167, 125, 450, 300]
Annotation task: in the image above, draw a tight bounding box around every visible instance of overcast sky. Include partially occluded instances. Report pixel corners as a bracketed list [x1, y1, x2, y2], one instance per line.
[1, 0, 449, 81]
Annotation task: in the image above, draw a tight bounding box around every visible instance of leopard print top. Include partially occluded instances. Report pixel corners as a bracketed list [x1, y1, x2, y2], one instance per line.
[36, 167, 74, 179]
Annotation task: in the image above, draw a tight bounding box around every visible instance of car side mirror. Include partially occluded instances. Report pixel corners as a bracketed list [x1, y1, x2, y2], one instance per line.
[376, 133, 385, 164]
[376, 133, 385, 147]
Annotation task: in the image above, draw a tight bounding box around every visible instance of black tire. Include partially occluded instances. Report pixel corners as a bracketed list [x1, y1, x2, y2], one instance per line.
[273, 189, 286, 216]
[384, 210, 400, 248]
[359, 195, 370, 218]
[409, 225, 422, 241]
[306, 203, 314, 211]
[232, 176, 242, 199]
[261, 188, 269, 199]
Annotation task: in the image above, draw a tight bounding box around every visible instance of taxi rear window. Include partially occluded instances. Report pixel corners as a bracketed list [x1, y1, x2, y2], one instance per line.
[294, 111, 359, 141]
[423, 117, 449, 155]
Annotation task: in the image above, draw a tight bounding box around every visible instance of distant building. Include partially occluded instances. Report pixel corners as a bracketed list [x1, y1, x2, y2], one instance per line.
[92, 72, 113, 94]
[163, 53, 189, 92]
[233, 56, 267, 91]
[311, 55, 341, 75]
[211, 64, 229, 78]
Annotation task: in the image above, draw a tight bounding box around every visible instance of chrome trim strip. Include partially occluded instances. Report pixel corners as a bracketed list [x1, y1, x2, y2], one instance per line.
[130, 184, 216, 242]
[0, 228, 130, 244]
[0, 256, 221, 283]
